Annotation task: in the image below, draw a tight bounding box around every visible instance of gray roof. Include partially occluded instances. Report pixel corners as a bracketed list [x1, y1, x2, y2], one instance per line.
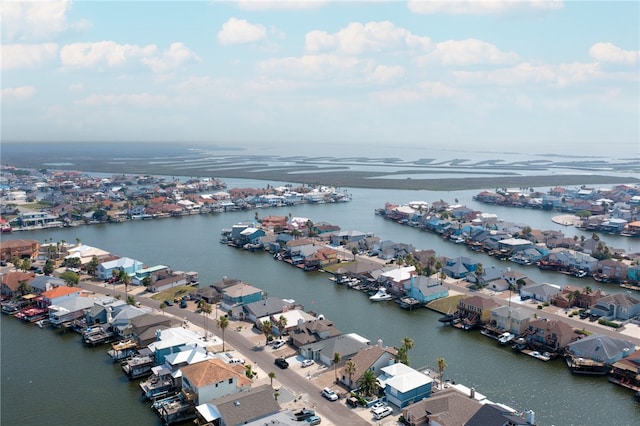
[302, 333, 370, 360]
[212, 384, 280, 426]
[29, 275, 65, 291]
[243, 297, 289, 318]
[567, 335, 636, 362]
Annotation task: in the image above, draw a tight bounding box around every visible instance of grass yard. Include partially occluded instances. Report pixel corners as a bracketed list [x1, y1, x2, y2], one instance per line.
[427, 294, 466, 314]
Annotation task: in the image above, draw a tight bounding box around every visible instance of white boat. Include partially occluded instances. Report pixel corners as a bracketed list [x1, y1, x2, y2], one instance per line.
[498, 332, 515, 345]
[369, 287, 393, 302]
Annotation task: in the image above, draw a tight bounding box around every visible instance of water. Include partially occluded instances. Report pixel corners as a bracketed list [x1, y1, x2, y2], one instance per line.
[2, 182, 639, 425]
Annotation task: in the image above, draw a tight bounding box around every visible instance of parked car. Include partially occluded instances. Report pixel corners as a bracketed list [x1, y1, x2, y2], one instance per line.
[275, 357, 289, 369]
[373, 406, 393, 420]
[272, 340, 286, 349]
[370, 401, 386, 412]
[305, 415, 321, 426]
[321, 387, 339, 401]
[164, 299, 173, 306]
[180, 299, 187, 308]
[300, 359, 315, 368]
[293, 408, 315, 421]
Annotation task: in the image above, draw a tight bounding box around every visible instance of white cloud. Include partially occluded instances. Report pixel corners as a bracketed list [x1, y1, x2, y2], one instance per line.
[218, 18, 267, 45]
[407, 0, 563, 15]
[453, 61, 602, 86]
[305, 21, 430, 55]
[1, 43, 59, 71]
[416, 39, 519, 66]
[367, 65, 405, 84]
[75, 93, 169, 107]
[371, 81, 466, 105]
[258, 54, 370, 80]
[68, 83, 84, 91]
[1, 0, 90, 42]
[60, 41, 157, 69]
[234, 0, 326, 10]
[141, 42, 200, 73]
[1, 85, 37, 100]
[589, 42, 640, 65]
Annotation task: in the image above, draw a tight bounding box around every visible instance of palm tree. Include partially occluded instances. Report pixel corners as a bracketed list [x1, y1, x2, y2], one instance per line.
[584, 286, 592, 295]
[19, 258, 31, 273]
[217, 315, 229, 352]
[268, 371, 276, 387]
[17, 280, 32, 297]
[120, 271, 131, 301]
[160, 301, 167, 315]
[402, 336, 414, 351]
[276, 315, 287, 337]
[333, 352, 341, 381]
[394, 345, 408, 365]
[437, 357, 447, 385]
[199, 300, 212, 341]
[357, 369, 378, 397]
[262, 320, 273, 345]
[344, 360, 357, 387]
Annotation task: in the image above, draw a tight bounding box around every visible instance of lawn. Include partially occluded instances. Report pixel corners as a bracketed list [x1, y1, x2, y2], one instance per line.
[426, 294, 466, 314]
[149, 285, 194, 302]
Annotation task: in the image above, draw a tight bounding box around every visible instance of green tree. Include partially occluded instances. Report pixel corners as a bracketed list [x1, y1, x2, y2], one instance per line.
[357, 369, 378, 397]
[276, 315, 288, 337]
[11, 255, 21, 269]
[142, 275, 152, 287]
[160, 301, 167, 315]
[351, 246, 358, 260]
[120, 271, 131, 301]
[437, 357, 448, 385]
[59, 271, 79, 286]
[43, 259, 54, 276]
[127, 295, 136, 305]
[198, 300, 212, 341]
[333, 352, 341, 381]
[344, 360, 357, 387]
[245, 364, 257, 379]
[394, 345, 408, 365]
[217, 315, 229, 352]
[268, 371, 276, 387]
[86, 256, 99, 276]
[17, 280, 32, 297]
[262, 320, 273, 345]
[584, 286, 592, 295]
[19, 258, 31, 273]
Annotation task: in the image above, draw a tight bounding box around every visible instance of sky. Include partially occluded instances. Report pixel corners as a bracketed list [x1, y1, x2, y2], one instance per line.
[1, 0, 639, 157]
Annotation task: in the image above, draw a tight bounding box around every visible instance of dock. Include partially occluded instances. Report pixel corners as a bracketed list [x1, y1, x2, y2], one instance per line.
[522, 349, 554, 362]
[564, 355, 611, 375]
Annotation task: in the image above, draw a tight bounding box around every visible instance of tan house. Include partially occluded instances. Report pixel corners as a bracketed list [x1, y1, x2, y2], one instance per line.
[180, 358, 252, 405]
[490, 305, 534, 336]
[457, 295, 499, 325]
[0, 239, 40, 262]
[525, 318, 577, 352]
[339, 343, 397, 389]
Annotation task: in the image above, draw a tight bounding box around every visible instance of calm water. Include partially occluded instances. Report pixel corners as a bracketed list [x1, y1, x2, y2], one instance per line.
[2, 182, 639, 425]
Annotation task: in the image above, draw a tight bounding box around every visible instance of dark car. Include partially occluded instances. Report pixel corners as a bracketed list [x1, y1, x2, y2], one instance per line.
[275, 357, 289, 369]
[294, 408, 315, 421]
[164, 299, 174, 306]
[180, 299, 188, 308]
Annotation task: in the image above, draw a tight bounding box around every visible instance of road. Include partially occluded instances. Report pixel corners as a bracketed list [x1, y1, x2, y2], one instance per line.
[79, 279, 371, 426]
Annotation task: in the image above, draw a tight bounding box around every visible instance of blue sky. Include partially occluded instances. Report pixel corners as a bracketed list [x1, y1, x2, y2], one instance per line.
[1, 1, 638, 157]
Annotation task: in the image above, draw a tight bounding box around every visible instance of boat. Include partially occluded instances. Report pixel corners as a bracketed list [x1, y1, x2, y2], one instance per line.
[564, 355, 611, 375]
[35, 319, 51, 328]
[369, 287, 393, 302]
[523, 350, 553, 362]
[438, 311, 460, 323]
[498, 332, 515, 345]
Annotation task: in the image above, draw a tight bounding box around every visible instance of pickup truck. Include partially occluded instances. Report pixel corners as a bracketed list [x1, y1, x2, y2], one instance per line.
[294, 408, 315, 421]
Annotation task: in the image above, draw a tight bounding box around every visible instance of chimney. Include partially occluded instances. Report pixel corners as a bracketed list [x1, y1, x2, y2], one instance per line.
[470, 387, 475, 399]
[377, 339, 383, 348]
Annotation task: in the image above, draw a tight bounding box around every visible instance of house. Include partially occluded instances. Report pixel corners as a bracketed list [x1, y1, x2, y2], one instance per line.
[148, 327, 220, 364]
[595, 258, 628, 282]
[85, 297, 127, 325]
[39, 285, 83, 307]
[299, 333, 370, 366]
[551, 285, 603, 309]
[519, 283, 561, 303]
[97, 256, 144, 280]
[404, 275, 448, 304]
[525, 318, 577, 352]
[259, 215, 288, 230]
[257, 308, 316, 336]
[466, 403, 532, 426]
[457, 295, 499, 326]
[401, 387, 483, 426]
[339, 342, 397, 389]
[490, 306, 535, 336]
[442, 256, 477, 279]
[0, 239, 40, 261]
[380, 266, 416, 294]
[130, 313, 177, 347]
[589, 293, 640, 320]
[566, 335, 635, 364]
[0, 271, 36, 298]
[110, 305, 151, 338]
[241, 297, 297, 324]
[608, 348, 640, 393]
[194, 384, 280, 426]
[180, 358, 252, 405]
[65, 244, 111, 265]
[48, 296, 95, 327]
[377, 363, 433, 408]
[28, 275, 66, 293]
[220, 283, 263, 311]
[289, 318, 342, 348]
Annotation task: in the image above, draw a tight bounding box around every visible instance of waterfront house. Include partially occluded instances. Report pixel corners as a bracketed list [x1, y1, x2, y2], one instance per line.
[130, 264, 170, 285]
[130, 313, 177, 347]
[595, 258, 628, 283]
[110, 305, 150, 338]
[468, 265, 507, 289]
[380, 266, 416, 294]
[589, 293, 640, 321]
[0, 271, 36, 298]
[146, 271, 189, 293]
[497, 238, 533, 254]
[566, 335, 635, 364]
[220, 283, 263, 311]
[299, 333, 370, 366]
[457, 295, 499, 326]
[466, 403, 533, 426]
[283, 238, 315, 263]
[330, 230, 368, 246]
[404, 275, 448, 304]
[240, 297, 297, 324]
[28, 275, 66, 294]
[194, 384, 280, 426]
[97, 256, 144, 281]
[0, 239, 39, 262]
[519, 282, 561, 303]
[377, 363, 433, 408]
[302, 246, 339, 271]
[180, 358, 252, 405]
[289, 318, 342, 348]
[48, 296, 95, 327]
[339, 342, 397, 389]
[39, 285, 83, 307]
[85, 297, 127, 325]
[443, 256, 477, 279]
[257, 308, 316, 336]
[551, 285, 603, 309]
[546, 250, 597, 274]
[401, 387, 484, 426]
[490, 306, 534, 336]
[258, 215, 288, 230]
[65, 244, 111, 265]
[525, 318, 577, 352]
[148, 327, 219, 364]
[608, 348, 640, 393]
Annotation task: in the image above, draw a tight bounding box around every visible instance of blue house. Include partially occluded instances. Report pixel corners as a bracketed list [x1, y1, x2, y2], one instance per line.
[97, 256, 144, 280]
[404, 276, 448, 304]
[220, 283, 264, 310]
[378, 363, 433, 408]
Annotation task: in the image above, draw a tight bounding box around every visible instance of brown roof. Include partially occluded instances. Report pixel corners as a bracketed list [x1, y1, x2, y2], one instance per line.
[181, 358, 251, 388]
[1, 271, 36, 292]
[403, 388, 482, 426]
[347, 345, 397, 383]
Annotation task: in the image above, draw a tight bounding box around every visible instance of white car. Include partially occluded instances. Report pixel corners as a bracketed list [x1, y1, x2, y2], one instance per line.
[272, 340, 286, 349]
[373, 406, 393, 420]
[321, 387, 339, 401]
[370, 401, 386, 412]
[301, 359, 315, 368]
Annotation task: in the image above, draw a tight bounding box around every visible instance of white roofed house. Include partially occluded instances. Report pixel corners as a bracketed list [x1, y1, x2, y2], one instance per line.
[48, 296, 95, 327]
[97, 256, 144, 281]
[377, 363, 434, 408]
[65, 244, 111, 265]
[490, 305, 535, 336]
